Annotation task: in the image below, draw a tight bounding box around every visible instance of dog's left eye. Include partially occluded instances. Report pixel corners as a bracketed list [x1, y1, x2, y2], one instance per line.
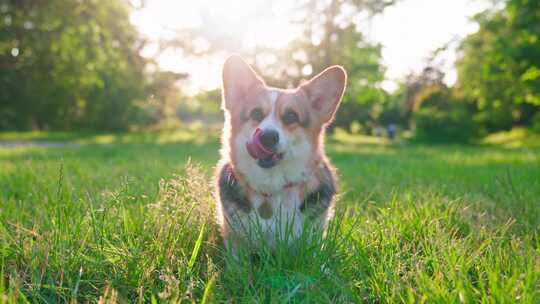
[282, 110, 299, 125]
[250, 108, 265, 122]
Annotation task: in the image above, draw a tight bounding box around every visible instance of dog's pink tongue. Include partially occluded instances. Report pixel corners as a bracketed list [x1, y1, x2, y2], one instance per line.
[246, 128, 274, 160]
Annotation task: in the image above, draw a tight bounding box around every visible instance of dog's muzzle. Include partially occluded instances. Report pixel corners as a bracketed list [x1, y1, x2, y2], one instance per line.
[246, 128, 284, 169]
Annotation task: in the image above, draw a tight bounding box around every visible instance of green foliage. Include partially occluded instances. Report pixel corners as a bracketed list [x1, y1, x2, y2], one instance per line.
[140, 71, 188, 128]
[0, 0, 147, 131]
[456, 0, 540, 132]
[412, 85, 478, 143]
[412, 84, 451, 111]
[0, 131, 539, 301]
[531, 112, 540, 133]
[190, 89, 222, 115]
[334, 29, 388, 131]
[413, 107, 478, 143]
[483, 126, 540, 147]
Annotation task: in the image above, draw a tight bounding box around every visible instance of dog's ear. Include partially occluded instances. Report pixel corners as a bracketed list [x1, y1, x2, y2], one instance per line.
[222, 55, 264, 111]
[301, 66, 347, 123]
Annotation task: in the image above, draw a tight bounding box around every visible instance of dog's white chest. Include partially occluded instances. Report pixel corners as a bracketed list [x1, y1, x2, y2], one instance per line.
[244, 188, 306, 245]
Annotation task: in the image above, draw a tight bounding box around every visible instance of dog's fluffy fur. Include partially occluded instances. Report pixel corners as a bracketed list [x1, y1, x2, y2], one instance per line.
[215, 55, 347, 249]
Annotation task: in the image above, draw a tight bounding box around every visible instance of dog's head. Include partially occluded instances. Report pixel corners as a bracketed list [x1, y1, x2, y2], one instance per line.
[222, 55, 346, 171]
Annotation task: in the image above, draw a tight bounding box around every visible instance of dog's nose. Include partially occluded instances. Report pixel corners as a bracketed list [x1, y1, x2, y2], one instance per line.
[260, 129, 279, 150]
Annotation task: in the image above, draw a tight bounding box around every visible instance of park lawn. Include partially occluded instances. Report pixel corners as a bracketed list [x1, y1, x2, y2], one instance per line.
[0, 130, 539, 303]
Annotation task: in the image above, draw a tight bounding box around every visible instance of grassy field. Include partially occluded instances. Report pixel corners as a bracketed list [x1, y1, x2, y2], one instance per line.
[1, 129, 539, 303]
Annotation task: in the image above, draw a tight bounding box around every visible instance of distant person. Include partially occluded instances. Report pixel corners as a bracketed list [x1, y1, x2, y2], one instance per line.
[387, 123, 397, 142]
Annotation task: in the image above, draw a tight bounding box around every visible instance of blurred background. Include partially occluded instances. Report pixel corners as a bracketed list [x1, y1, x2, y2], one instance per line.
[1, 0, 539, 143]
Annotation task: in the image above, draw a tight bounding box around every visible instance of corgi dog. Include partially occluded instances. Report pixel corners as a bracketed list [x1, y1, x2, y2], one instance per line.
[215, 55, 346, 250]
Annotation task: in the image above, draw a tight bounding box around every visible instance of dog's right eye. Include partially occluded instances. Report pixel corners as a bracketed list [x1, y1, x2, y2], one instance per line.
[282, 110, 299, 125]
[250, 108, 265, 122]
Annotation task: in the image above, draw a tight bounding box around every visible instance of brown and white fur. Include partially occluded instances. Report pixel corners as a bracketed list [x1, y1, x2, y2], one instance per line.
[215, 55, 347, 250]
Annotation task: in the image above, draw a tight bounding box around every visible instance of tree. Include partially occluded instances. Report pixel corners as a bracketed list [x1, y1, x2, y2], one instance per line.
[143, 71, 187, 127]
[0, 0, 147, 131]
[455, 0, 540, 132]
[374, 63, 448, 134]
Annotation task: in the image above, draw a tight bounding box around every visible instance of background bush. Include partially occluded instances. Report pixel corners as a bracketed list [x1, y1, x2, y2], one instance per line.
[413, 107, 478, 143]
[531, 112, 540, 133]
[412, 85, 479, 143]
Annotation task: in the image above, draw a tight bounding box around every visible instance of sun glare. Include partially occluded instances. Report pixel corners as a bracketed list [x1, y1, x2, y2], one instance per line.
[131, 0, 300, 93]
[131, 0, 299, 49]
[198, 0, 300, 48]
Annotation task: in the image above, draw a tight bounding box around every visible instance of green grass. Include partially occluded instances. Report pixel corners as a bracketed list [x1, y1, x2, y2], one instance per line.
[483, 127, 540, 148]
[0, 130, 539, 303]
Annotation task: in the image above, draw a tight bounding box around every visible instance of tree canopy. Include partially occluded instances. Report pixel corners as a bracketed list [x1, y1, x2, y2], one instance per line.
[0, 0, 146, 131]
[456, 0, 540, 132]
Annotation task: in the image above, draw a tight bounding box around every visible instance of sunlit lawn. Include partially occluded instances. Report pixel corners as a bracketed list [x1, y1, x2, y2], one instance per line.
[0, 129, 539, 302]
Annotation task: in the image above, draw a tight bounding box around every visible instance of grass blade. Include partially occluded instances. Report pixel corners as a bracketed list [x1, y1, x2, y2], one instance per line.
[188, 223, 205, 273]
[200, 275, 216, 304]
